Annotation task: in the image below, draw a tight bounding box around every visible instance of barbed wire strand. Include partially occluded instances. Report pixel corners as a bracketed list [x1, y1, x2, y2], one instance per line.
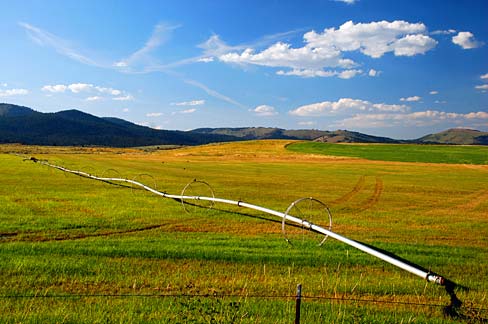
[0, 293, 486, 312]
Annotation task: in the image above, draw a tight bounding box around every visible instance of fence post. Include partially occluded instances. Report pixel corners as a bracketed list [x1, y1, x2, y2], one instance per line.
[295, 283, 302, 324]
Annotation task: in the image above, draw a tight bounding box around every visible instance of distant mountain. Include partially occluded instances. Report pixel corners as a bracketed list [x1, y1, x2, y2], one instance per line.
[0, 104, 37, 117]
[0, 103, 238, 147]
[417, 128, 488, 145]
[1, 103, 486, 147]
[193, 127, 331, 140]
[194, 127, 401, 143]
[312, 130, 401, 144]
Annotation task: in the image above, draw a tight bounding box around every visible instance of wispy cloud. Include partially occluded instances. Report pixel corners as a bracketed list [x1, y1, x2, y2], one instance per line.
[333, 0, 358, 4]
[431, 29, 456, 35]
[18, 21, 292, 110]
[172, 108, 196, 115]
[298, 121, 317, 126]
[171, 100, 205, 106]
[19, 22, 105, 67]
[146, 112, 164, 117]
[114, 22, 181, 69]
[181, 77, 247, 109]
[85, 96, 102, 101]
[113, 94, 134, 101]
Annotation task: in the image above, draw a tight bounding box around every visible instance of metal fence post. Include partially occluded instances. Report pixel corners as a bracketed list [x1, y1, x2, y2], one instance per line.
[295, 283, 302, 324]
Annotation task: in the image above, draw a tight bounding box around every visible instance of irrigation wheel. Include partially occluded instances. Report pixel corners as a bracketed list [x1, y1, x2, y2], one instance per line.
[180, 179, 215, 213]
[282, 197, 332, 246]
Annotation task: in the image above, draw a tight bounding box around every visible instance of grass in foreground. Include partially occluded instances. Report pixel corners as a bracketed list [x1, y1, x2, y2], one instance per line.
[286, 141, 488, 164]
[0, 141, 487, 323]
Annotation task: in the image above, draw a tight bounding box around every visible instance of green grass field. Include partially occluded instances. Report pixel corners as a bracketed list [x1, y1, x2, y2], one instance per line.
[287, 142, 488, 164]
[1, 141, 487, 323]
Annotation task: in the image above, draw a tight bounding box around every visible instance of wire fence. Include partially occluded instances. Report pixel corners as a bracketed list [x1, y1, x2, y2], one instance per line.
[1, 292, 487, 313]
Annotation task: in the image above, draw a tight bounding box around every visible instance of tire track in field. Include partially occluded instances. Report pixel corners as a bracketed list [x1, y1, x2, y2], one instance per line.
[356, 177, 383, 212]
[459, 190, 488, 210]
[0, 224, 168, 243]
[331, 176, 366, 205]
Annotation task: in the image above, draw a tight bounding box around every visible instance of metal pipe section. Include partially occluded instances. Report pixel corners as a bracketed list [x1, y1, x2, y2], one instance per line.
[35, 160, 445, 285]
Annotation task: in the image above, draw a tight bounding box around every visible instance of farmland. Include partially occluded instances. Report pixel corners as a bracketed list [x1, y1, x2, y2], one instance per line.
[1, 141, 487, 323]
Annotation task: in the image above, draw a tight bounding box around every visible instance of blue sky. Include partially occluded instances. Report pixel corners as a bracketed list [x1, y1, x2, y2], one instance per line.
[0, 0, 487, 139]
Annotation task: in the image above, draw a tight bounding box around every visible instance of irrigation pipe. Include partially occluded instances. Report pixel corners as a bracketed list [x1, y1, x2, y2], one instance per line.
[29, 158, 446, 286]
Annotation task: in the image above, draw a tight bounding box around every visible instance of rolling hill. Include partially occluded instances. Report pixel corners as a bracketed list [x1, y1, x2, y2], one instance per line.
[192, 127, 332, 140]
[1, 103, 486, 146]
[417, 128, 488, 145]
[0, 103, 238, 147]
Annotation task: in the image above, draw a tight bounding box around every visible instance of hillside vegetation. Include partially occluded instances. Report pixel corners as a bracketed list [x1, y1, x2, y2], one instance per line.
[2, 103, 487, 147]
[418, 128, 488, 145]
[0, 103, 237, 147]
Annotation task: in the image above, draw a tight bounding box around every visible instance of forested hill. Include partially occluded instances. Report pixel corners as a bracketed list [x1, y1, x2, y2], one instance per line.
[1, 103, 486, 147]
[0, 103, 238, 147]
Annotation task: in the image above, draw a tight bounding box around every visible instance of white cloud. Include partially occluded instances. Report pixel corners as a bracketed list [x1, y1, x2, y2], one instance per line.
[277, 69, 337, 78]
[42, 83, 127, 98]
[171, 100, 205, 106]
[338, 69, 363, 79]
[197, 57, 214, 63]
[452, 31, 483, 49]
[0, 88, 29, 97]
[429, 91, 439, 95]
[113, 95, 134, 101]
[146, 112, 164, 117]
[113, 61, 128, 67]
[95, 86, 122, 96]
[368, 69, 380, 77]
[252, 105, 278, 116]
[481, 73, 488, 80]
[334, 0, 357, 4]
[173, 108, 197, 115]
[298, 121, 317, 126]
[122, 108, 129, 112]
[475, 84, 488, 91]
[303, 20, 436, 58]
[42, 84, 67, 93]
[219, 20, 437, 78]
[334, 110, 488, 129]
[85, 96, 102, 101]
[1, 83, 7, 87]
[431, 29, 457, 35]
[220, 42, 355, 70]
[400, 96, 421, 102]
[276, 68, 362, 79]
[68, 83, 93, 93]
[465, 111, 488, 119]
[289, 98, 409, 116]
